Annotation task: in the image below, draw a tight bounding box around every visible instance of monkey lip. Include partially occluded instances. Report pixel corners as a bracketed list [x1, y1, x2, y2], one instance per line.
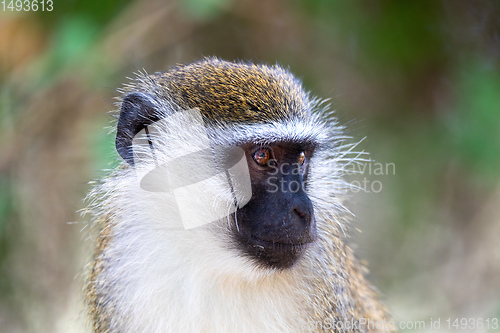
[232, 224, 317, 269]
[242, 235, 315, 269]
[249, 236, 313, 251]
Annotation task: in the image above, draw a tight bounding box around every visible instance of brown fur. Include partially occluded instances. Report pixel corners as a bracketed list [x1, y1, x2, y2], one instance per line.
[87, 216, 114, 333]
[307, 229, 393, 332]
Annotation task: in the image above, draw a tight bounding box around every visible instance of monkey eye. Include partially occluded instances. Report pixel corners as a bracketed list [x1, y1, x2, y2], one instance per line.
[253, 147, 272, 166]
[298, 151, 306, 166]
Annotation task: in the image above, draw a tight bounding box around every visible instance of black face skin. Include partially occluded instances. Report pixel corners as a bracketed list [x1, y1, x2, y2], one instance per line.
[234, 142, 316, 269]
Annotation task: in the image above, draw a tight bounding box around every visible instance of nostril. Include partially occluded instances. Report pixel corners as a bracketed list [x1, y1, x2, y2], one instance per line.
[293, 207, 306, 219]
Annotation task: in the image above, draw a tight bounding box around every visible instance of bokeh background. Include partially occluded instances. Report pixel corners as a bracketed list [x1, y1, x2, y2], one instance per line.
[1, 0, 499, 332]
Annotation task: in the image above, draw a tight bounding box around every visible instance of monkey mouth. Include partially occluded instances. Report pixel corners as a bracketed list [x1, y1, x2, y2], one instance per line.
[249, 236, 312, 251]
[236, 234, 314, 269]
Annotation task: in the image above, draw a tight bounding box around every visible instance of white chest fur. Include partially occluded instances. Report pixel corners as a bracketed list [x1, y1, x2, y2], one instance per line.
[100, 220, 313, 333]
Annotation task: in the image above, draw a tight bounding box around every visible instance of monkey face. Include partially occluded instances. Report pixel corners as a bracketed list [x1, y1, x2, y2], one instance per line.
[233, 142, 317, 269]
[113, 59, 334, 272]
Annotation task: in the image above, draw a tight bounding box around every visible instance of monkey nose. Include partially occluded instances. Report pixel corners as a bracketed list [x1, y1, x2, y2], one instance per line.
[291, 203, 313, 226]
[289, 197, 315, 242]
[290, 192, 313, 220]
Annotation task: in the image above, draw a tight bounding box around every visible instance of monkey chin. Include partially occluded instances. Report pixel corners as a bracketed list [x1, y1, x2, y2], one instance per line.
[234, 231, 317, 270]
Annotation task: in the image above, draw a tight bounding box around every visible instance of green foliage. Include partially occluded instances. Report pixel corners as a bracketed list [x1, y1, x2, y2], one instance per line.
[88, 119, 120, 173]
[448, 60, 500, 182]
[46, 16, 99, 72]
[0, 177, 15, 298]
[0, 179, 13, 239]
[180, 0, 230, 21]
[35, 0, 134, 28]
[297, 0, 444, 73]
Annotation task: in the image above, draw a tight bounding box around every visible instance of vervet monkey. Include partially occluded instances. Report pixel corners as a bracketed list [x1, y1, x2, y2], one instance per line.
[86, 58, 393, 332]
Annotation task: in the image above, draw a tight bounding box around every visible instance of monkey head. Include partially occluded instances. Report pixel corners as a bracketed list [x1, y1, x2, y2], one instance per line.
[114, 58, 344, 272]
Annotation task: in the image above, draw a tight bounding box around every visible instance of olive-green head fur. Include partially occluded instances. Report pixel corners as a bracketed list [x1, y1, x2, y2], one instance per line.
[151, 58, 310, 124]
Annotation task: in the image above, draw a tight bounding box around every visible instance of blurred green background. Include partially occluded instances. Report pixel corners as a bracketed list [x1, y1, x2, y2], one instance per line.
[1, 0, 499, 332]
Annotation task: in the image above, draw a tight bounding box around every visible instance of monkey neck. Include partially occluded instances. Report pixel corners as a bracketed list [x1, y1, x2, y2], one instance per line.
[93, 207, 391, 332]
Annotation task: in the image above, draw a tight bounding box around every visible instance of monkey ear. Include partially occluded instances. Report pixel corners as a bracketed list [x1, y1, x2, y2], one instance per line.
[116, 92, 161, 165]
